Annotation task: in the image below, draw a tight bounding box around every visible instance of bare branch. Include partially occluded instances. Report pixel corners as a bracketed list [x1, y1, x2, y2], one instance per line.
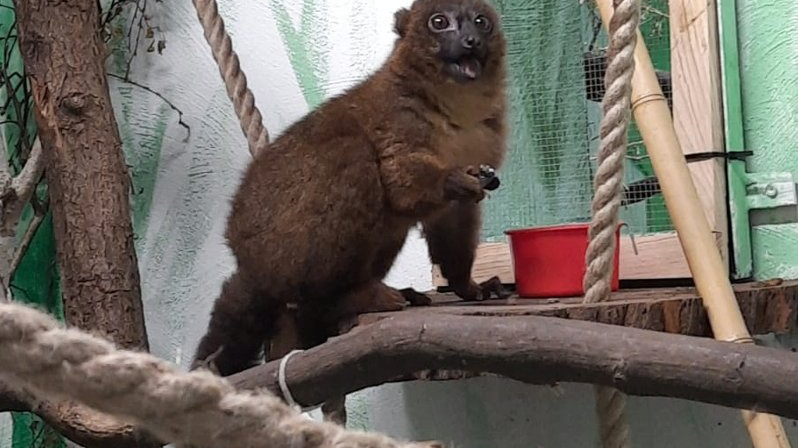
[8, 202, 45, 280]
[107, 73, 191, 141]
[9, 136, 43, 202]
[3, 305, 798, 446]
[641, 3, 668, 19]
[0, 136, 44, 235]
[0, 380, 160, 448]
[0, 137, 44, 298]
[230, 313, 798, 420]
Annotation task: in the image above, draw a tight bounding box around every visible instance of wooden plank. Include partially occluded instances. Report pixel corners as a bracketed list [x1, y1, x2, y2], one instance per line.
[669, 0, 729, 270]
[432, 231, 728, 286]
[362, 279, 798, 338]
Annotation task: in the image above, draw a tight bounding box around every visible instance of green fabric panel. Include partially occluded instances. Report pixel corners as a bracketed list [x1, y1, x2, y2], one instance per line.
[483, 0, 592, 241]
[481, 1, 672, 240]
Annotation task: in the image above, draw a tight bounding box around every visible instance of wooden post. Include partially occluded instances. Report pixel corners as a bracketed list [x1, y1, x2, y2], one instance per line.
[669, 0, 729, 271]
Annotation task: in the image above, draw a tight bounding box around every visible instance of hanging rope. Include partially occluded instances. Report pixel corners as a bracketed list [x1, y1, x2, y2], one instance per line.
[0, 302, 437, 448]
[582, 0, 640, 447]
[191, 0, 269, 156]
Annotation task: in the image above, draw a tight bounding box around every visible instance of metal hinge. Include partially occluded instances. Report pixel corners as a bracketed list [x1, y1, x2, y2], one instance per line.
[728, 156, 797, 279]
[742, 171, 798, 210]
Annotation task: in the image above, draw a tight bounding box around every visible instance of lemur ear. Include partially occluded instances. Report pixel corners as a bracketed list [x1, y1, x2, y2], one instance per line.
[393, 8, 410, 38]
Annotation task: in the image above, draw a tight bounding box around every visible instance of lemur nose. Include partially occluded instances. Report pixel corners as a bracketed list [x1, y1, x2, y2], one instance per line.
[462, 35, 481, 49]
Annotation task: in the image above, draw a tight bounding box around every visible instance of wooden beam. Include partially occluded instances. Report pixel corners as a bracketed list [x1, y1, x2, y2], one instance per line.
[229, 311, 798, 420]
[669, 0, 728, 269]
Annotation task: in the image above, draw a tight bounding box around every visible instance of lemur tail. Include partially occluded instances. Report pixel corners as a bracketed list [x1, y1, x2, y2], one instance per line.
[191, 270, 281, 376]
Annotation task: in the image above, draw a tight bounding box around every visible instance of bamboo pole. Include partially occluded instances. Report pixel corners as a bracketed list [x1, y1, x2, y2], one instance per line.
[592, 1, 791, 447]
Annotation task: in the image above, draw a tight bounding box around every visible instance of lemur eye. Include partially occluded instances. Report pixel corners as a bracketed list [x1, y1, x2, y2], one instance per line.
[428, 13, 450, 32]
[474, 15, 492, 32]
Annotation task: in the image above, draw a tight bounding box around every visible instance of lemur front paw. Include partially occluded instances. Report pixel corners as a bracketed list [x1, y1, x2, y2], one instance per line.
[444, 166, 485, 203]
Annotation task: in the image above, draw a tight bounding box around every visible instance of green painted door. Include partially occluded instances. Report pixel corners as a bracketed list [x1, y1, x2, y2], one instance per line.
[724, 0, 798, 281]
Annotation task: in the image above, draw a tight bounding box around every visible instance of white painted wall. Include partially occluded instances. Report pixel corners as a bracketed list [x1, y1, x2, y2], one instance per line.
[0, 414, 10, 448]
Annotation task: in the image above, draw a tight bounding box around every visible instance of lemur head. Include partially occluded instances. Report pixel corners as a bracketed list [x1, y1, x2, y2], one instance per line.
[393, 0, 506, 84]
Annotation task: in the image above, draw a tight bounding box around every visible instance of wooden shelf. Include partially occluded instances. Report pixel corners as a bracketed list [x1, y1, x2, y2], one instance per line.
[360, 280, 798, 337]
[349, 279, 798, 383]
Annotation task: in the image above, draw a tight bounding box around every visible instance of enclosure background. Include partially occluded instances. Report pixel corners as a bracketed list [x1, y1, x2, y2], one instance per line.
[2, 0, 798, 447]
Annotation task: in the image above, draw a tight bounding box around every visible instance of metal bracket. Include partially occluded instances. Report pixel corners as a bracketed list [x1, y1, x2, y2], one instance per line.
[743, 172, 798, 210]
[729, 160, 797, 279]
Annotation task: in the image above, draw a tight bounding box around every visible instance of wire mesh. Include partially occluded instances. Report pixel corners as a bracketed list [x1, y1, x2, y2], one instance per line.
[481, 0, 674, 242]
[0, 0, 35, 175]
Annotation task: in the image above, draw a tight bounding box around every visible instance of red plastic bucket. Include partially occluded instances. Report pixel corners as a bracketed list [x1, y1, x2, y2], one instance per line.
[505, 223, 621, 298]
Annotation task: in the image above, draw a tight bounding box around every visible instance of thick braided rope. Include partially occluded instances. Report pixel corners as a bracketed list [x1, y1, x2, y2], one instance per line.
[582, 0, 640, 447]
[192, 0, 269, 156]
[0, 302, 438, 448]
[592, 385, 630, 448]
[583, 0, 639, 306]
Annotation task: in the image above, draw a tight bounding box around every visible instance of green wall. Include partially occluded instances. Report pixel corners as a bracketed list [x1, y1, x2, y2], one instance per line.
[736, 0, 798, 280]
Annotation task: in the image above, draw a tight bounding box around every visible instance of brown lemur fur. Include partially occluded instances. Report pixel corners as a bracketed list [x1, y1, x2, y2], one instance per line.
[192, 0, 510, 377]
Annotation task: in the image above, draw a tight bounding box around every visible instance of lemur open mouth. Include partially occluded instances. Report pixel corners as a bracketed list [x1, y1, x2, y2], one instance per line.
[452, 56, 482, 80]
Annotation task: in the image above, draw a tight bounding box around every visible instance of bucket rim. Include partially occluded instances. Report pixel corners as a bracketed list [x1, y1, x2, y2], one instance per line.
[504, 221, 625, 236]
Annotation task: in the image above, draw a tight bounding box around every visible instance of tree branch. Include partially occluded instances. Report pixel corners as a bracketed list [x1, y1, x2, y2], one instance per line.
[3, 311, 798, 446]
[8, 204, 44, 281]
[0, 136, 44, 300]
[230, 314, 798, 420]
[0, 138, 44, 230]
[8, 136, 44, 207]
[107, 73, 190, 140]
[0, 381, 159, 448]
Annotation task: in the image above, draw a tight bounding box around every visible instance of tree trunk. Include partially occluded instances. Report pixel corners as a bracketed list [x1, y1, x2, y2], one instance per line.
[12, 0, 148, 351]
